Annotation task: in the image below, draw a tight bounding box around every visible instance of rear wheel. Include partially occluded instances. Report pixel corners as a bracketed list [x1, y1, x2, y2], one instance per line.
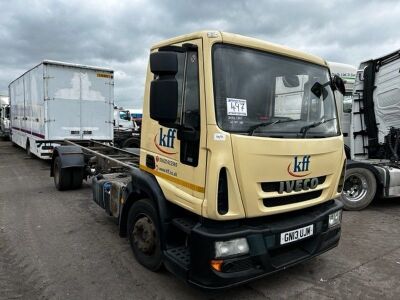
[71, 168, 84, 189]
[53, 156, 72, 191]
[127, 199, 163, 271]
[341, 167, 377, 210]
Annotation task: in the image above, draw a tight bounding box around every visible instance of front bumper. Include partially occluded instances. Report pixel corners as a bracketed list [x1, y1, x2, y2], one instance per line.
[164, 199, 343, 290]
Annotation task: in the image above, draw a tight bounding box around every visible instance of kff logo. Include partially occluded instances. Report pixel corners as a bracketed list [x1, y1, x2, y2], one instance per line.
[154, 128, 177, 155]
[287, 155, 311, 177]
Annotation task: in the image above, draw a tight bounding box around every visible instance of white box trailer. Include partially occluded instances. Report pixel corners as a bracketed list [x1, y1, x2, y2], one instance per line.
[9, 60, 114, 159]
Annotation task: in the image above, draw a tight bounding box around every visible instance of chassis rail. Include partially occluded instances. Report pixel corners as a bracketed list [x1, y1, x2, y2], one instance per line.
[63, 139, 140, 171]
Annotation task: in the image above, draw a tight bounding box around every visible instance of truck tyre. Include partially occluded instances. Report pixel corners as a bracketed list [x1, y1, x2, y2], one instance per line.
[122, 137, 140, 149]
[127, 199, 163, 271]
[53, 156, 72, 191]
[71, 168, 84, 189]
[341, 167, 377, 210]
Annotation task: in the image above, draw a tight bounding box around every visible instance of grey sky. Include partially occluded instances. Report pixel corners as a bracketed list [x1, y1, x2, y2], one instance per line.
[0, 0, 399, 108]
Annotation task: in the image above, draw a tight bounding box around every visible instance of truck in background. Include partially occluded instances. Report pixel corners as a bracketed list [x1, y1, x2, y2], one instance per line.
[114, 106, 138, 130]
[341, 50, 400, 210]
[128, 108, 143, 128]
[328, 62, 357, 150]
[113, 106, 140, 148]
[0, 95, 10, 139]
[9, 60, 114, 159]
[50, 31, 346, 289]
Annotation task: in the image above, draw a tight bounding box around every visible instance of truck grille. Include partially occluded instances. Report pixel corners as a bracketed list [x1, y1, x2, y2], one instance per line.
[263, 190, 322, 207]
[261, 176, 326, 193]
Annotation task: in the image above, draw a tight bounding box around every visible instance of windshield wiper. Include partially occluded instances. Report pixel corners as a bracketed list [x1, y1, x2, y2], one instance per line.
[248, 118, 300, 136]
[300, 117, 336, 138]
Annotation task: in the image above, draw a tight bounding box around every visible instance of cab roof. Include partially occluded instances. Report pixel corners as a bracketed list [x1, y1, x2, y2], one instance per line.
[151, 31, 327, 67]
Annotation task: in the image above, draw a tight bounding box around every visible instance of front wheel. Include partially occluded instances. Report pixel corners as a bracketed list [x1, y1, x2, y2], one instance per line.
[341, 167, 377, 210]
[127, 199, 163, 271]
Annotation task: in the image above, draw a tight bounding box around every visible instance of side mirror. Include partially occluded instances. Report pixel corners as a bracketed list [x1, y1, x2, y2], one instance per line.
[149, 51, 179, 124]
[332, 75, 346, 95]
[311, 82, 328, 99]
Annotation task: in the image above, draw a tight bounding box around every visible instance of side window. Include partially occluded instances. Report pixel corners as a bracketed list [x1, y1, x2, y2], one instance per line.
[183, 51, 200, 130]
[174, 49, 200, 166]
[175, 51, 200, 130]
[175, 52, 186, 124]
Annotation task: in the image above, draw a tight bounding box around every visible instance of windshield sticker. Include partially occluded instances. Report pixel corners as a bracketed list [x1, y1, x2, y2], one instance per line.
[227, 98, 247, 116]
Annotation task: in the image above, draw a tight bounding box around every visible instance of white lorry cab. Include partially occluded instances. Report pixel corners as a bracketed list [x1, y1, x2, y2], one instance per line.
[328, 62, 357, 149]
[114, 107, 135, 130]
[9, 60, 114, 159]
[0, 95, 10, 139]
[341, 50, 400, 210]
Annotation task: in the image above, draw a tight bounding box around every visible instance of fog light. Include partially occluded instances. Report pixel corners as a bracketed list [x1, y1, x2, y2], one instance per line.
[328, 210, 342, 228]
[215, 238, 249, 258]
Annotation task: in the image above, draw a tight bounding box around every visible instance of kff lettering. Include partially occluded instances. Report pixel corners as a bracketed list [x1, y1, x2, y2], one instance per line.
[293, 155, 311, 172]
[159, 128, 176, 148]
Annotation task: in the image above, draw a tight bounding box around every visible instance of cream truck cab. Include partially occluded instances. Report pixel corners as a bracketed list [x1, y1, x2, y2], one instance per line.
[51, 31, 346, 289]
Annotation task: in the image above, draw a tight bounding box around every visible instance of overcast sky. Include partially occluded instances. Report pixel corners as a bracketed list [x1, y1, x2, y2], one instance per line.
[0, 0, 399, 108]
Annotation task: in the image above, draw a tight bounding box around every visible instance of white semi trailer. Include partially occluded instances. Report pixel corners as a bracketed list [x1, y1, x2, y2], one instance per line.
[340, 51, 400, 210]
[9, 60, 114, 159]
[0, 95, 10, 139]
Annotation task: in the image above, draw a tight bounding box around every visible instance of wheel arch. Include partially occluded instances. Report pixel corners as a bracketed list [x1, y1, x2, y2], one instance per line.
[119, 168, 171, 243]
[346, 160, 383, 188]
[50, 146, 85, 177]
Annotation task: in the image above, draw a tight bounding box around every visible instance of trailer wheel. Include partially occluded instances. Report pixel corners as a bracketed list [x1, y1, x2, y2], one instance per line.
[127, 199, 163, 271]
[70, 168, 84, 189]
[53, 156, 72, 191]
[341, 167, 377, 210]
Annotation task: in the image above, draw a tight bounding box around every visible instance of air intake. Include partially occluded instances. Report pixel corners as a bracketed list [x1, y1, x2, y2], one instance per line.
[217, 168, 229, 215]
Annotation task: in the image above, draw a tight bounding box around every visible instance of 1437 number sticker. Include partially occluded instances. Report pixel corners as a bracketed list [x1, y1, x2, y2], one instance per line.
[226, 98, 247, 116]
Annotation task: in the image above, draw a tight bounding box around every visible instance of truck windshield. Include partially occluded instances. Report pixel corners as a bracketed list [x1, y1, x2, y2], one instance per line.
[119, 111, 131, 121]
[212, 44, 340, 138]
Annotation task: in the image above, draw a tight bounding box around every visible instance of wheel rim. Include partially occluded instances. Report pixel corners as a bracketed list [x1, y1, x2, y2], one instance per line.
[342, 173, 368, 202]
[132, 214, 156, 255]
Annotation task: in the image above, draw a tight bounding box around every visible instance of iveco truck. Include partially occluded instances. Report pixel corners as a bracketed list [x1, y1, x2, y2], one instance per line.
[50, 31, 346, 289]
[9, 60, 114, 159]
[341, 50, 400, 210]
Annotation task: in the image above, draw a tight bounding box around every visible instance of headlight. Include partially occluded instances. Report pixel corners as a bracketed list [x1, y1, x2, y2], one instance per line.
[328, 210, 342, 228]
[215, 238, 249, 258]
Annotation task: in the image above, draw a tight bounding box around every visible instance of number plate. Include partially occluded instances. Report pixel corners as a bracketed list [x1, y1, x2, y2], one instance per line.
[280, 224, 314, 245]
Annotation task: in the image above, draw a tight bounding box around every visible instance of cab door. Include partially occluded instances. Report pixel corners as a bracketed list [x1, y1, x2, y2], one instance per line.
[143, 38, 207, 213]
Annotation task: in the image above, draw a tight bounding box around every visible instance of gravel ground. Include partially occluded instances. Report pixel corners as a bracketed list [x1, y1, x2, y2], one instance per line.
[1, 140, 400, 299]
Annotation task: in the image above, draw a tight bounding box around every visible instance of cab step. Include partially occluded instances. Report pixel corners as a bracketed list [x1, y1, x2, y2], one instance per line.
[164, 246, 191, 270]
[172, 218, 197, 234]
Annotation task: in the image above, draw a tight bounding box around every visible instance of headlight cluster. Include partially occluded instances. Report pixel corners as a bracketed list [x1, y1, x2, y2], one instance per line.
[215, 238, 249, 258]
[328, 210, 342, 228]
